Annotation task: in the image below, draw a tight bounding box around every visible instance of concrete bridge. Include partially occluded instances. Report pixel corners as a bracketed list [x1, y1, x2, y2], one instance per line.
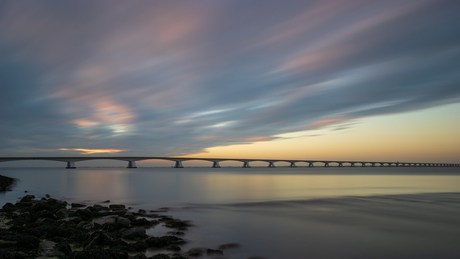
[0, 157, 458, 169]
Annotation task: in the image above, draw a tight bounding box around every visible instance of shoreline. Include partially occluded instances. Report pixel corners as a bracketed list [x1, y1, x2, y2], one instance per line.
[0, 194, 235, 259]
[0, 174, 16, 192]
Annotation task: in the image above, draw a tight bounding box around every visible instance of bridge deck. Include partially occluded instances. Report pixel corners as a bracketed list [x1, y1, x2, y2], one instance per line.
[0, 157, 458, 168]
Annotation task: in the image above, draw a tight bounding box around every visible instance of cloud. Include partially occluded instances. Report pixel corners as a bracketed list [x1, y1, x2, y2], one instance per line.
[0, 0, 460, 157]
[58, 148, 128, 155]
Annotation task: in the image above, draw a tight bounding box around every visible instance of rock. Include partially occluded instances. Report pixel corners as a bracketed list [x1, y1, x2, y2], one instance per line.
[131, 218, 158, 227]
[218, 242, 240, 250]
[2, 202, 14, 210]
[109, 204, 126, 210]
[55, 242, 72, 255]
[39, 240, 66, 257]
[138, 209, 146, 214]
[0, 240, 17, 248]
[131, 240, 148, 251]
[85, 232, 115, 249]
[166, 245, 181, 251]
[207, 249, 224, 255]
[150, 254, 170, 259]
[101, 200, 110, 203]
[122, 227, 147, 240]
[167, 231, 185, 236]
[124, 212, 135, 221]
[131, 254, 148, 259]
[45, 194, 50, 198]
[1, 195, 193, 259]
[77, 221, 94, 230]
[35, 217, 46, 224]
[187, 248, 205, 257]
[75, 208, 95, 220]
[71, 203, 86, 208]
[92, 205, 109, 211]
[70, 248, 129, 259]
[92, 215, 116, 226]
[16, 234, 40, 249]
[20, 194, 35, 203]
[117, 216, 131, 227]
[55, 208, 69, 219]
[159, 216, 192, 230]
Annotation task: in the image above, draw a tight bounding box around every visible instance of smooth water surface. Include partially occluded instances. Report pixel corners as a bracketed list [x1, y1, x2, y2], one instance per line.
[1, 167, 460, 258]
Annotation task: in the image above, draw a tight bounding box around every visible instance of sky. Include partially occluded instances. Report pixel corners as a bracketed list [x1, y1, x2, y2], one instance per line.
[1, 0, 460, 166]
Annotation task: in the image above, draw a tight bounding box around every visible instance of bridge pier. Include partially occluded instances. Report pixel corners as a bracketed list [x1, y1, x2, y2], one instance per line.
[66, 161, 76, 169]
[371, 163, 376, 167]
[212, 161, 221, 168]
[289, 162, 297, 167]
[242, 161, 251, 168]
[174, 161, 184, 168]
[361, 163, 366, 167]
[127, 161, 137, 168]
[308, 162, 315, 167]
[380, 163, 385, 167]
[324, 162, 330, 167]
[350, 162, 356, 167]
[338, 162, 343, 167]
[268, 161, 276, 168]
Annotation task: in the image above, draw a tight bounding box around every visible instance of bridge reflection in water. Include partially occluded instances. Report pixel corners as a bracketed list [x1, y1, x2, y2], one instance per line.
[0, 157, 458, 169]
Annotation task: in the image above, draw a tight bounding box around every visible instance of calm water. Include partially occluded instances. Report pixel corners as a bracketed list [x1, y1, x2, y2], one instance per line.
[2, 167, 460, 258]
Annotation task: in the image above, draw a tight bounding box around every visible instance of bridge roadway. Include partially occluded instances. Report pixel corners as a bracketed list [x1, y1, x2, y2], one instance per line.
[0, 157, 458, 169]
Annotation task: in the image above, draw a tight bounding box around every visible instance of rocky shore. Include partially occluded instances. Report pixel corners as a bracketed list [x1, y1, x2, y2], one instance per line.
[0, 174, 16, 191]
[0, 195, 235, 259]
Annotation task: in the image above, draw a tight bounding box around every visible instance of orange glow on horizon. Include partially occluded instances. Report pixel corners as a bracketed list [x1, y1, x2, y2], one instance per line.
[59, 148, 128, 154]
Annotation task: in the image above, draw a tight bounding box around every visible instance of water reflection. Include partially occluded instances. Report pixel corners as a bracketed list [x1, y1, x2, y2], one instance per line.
[1, 167, 460, 207]
[2, 167, 460, 258]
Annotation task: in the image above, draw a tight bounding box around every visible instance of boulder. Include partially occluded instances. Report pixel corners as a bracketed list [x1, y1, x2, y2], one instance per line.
[71, 203, 86, 208]
[117, 217, 131, 227]
[187, 248, 205, 257]
[20, 194, 35, 203]
[150, 254, 170, 259]
[92, 215, 116, 226]
[109, 204, 125, 210]
[218, 242, 240, 250]
[77, 221, 94, 230]
[85, 232, 115, 249]
[55, 208, 69, 219]
[39, 240, 66, 257]
[122, 227, 147, 240]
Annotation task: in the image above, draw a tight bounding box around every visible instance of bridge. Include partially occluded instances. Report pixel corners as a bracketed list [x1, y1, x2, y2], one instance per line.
[0, 157, 458, 168]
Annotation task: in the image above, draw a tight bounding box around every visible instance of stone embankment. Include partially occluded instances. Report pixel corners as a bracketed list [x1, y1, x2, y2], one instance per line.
[0, 195, 235, 259]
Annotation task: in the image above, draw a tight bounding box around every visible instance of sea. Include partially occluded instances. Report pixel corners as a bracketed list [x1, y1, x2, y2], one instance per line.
[1, 166, 460, 259]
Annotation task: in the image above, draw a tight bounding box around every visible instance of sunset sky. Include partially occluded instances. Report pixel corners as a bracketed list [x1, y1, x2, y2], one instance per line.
[1, 0, 460, 166]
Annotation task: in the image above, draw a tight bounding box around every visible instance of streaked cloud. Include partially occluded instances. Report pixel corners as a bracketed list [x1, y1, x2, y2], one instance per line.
[0, 0, 459, 158]
[58, 148, 128, 155]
